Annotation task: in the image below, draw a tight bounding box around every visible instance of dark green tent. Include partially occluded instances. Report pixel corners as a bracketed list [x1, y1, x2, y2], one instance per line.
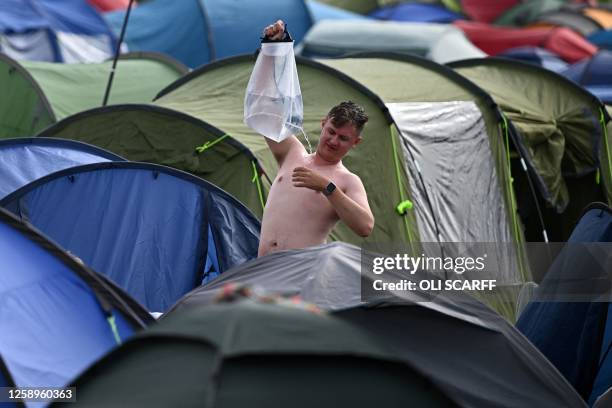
[450, 58, 612, 241]
[0, 52, 187, 138]
[52, 300, 457, 408]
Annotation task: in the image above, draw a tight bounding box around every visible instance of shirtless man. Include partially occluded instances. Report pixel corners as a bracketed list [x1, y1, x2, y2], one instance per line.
[257, 21, 374, 257]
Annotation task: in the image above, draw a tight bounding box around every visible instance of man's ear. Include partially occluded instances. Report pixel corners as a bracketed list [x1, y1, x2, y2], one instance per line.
[354, 136, 363, 146]
[321, 117, 327, 128]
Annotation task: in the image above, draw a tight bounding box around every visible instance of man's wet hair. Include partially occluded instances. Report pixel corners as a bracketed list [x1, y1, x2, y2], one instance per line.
[326, 101, 369, 133]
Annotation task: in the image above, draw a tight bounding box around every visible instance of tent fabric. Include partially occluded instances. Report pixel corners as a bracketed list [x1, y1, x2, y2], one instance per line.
[298, 20, 454, 58]
[0, 137, 125, 199]
[460, 0, 520, 23]
[369, 3, 464, 23]
[0, 206, 151, 393]
[169, 242, 585, 408]
[584, 7, 612, 29]
[517, 203, 612, 403]
[89, 0, 131, 12]
[589, 29, 612, 50]
[454, 20, 597, 63]
[562, 50, 612, 104]
[450, 58, 611, 240]
[495, 0, 566, 27]
[0, 162, 261, 313]
[314, 0, 383, 14]
[535, 9, 603, 37]
[55, 300, 457, 408]
[0, 52, 186, 138]
[0, 0, 117, 63]
[498, 46, 569, 73]
[105, 0, 313, 68]
[307, 0, 369, 22]
[427, 26, 487, 64]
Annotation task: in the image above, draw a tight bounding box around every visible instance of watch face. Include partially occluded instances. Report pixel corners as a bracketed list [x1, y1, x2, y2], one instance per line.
[325, 182, 336, 196]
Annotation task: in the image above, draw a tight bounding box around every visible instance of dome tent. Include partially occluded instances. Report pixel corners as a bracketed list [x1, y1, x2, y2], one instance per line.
[0, 52, 187, 138]
[450, 58, 612, 241]
[0, 162, 260, 313]
[0, 137, 125, 199]
[0, 207, 151, 398]
[168, 242, 585, 408]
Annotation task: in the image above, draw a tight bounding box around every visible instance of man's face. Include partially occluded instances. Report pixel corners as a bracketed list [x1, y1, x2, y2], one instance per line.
[316, 118, 362, 162]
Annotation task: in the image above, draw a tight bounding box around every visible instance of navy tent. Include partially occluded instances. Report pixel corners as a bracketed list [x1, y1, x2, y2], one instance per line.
[0, 207, 151, 401]
[517, 203, 612, 404]
[0, 0, 117, 63]
[499, 46, 569, 73]
[0, 162, 260, 313]
[369, 3, 464, 23]
[562, 50, 612, 104]
[0, 137, 125, 200]
[105, 0, 313, 68]
[589, 30, 612, 51]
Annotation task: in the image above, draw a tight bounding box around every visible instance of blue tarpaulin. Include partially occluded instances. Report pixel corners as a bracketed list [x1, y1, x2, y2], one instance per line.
[0, 138, 124, 200]
[0, 162, 260, 313]
[589, 30, 612, 51]
[0, 207, 149, 397]
[0, 0, 117, 62]
[105, 0, 313, 68]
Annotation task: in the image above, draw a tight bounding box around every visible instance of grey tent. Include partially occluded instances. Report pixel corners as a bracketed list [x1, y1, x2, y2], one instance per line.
[169, 242, 585, 408]
[53, 300, 457, 407]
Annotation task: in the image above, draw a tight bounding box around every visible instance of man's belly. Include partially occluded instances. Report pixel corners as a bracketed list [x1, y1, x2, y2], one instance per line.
[258, 177, 337, 256]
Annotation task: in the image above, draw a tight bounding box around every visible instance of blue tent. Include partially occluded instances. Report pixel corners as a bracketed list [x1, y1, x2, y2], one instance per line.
[562, 50, 612, 104]
[589, 30, 612, 51]
[498, 46, 568, 73]
[0, 207, 151, 400]
[517, 203, 612, 404]
[0, 162, 261, 313]
[0, 0, 117, 63]
[105, 0, 313, 68]
[0, 137, 125, 200]
[369, 3, 464, 23]
[307, 0, 368, 22]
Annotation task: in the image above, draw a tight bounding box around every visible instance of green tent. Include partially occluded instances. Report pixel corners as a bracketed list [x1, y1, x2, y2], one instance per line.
[450, 58, 612, 241]
[0, 52, 187, 138]
[314, 0, 445, 14]
[52, 301, 456, 407]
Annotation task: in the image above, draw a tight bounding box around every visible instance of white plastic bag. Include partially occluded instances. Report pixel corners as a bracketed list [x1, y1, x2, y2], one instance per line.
[244, 41, 303, 142]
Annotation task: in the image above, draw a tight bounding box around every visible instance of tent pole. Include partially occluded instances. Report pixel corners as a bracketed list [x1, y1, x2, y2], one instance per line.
[102, 0, 135, 107]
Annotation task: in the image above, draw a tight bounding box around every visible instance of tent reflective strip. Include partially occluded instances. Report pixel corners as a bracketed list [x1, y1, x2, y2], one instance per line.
[0, 221, 135, 389]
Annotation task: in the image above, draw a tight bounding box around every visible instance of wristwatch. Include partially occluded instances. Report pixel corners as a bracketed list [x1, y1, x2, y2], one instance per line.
[322, 181, 336, 196]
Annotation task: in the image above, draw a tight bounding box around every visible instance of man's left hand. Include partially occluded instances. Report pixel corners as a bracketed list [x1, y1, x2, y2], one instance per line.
[292, 167, 329, 192]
